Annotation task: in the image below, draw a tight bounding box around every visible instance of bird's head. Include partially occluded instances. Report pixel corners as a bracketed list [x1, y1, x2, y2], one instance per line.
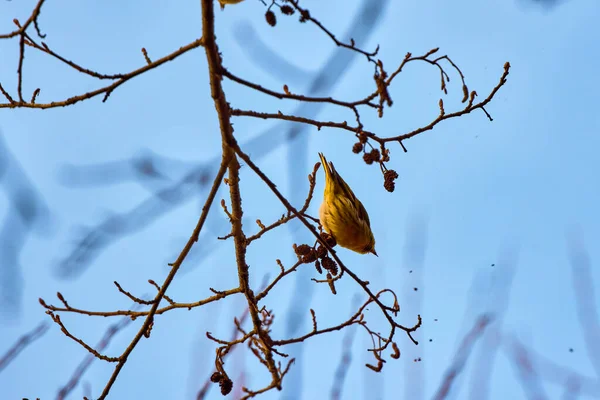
[361, 235, 377, 256]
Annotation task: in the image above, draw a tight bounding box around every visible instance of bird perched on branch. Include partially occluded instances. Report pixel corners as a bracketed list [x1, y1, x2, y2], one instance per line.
[318, 153, 377, 256]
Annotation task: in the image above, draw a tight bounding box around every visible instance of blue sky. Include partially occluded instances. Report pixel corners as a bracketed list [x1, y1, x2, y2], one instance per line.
[1, 0, 599, 399]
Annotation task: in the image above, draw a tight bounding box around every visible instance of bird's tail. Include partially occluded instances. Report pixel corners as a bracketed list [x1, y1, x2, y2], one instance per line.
[318, 152, 357, 203]
[319, 152, 336, 196]
[318, 152, 332, 180]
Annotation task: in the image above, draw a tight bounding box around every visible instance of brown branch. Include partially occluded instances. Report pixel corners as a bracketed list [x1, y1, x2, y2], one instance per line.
[246, 161, 320, 244]
[0, 0, 46, 39]
[255, 259, 303, 302]
[223, 46, 498, 124]
[240, 359, 295, 400]
[202, 0, 281, 395]
[0, 38, 204, 109]
[284, 0, 379, 62]
[273, 296, 369, 346]
[1, 2, 512, 398]
[40, 287, 241, 318]
[230, 140, 421, 348]
[94, 145, 235, 400]
[17, 35, 25, 102]
[231, 108, 356, 133]
[222, 67, 374, 110]
[57, 313, 134, 400]
[197, 309, 251, 400]
[0, 82, 15, 103]
[147, 279, 175, 304]
[113, 281, 154, 305]
[387, 62, 510, 143]
[230, 61, 510, 153]
[46, 311, 120, 362]
[0, 321, 49, 372]
[24, 36, 126, 80]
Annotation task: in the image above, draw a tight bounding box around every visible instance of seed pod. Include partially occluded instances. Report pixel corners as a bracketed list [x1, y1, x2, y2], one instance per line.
[219, 378, 233, 395]
[265, 10, 277, 26]
[315, 245, 327, 259]
[210, 372, 222, 383]
[383, 169, 399, 193]
[294, 244, 312, 256]
[280, 5, 294, 14]
[315, 260, 322, 274]
[301, 250, 317, 263]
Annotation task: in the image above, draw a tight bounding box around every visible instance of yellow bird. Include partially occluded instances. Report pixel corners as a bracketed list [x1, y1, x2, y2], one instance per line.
[318, 153, 377, 256]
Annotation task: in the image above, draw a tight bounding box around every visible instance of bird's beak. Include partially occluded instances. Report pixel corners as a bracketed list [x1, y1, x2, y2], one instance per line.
[370, 249, 378, 257]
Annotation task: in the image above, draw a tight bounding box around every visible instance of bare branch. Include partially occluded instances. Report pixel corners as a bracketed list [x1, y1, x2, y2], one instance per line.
[94, 146, 235, 400]
[57, 313, 134, 400]
[0, 38, 204, 109]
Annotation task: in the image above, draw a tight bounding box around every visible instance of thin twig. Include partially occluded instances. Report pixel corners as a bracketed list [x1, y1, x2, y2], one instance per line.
[0, 38, 205, 109]
[57, 312, 135, 400]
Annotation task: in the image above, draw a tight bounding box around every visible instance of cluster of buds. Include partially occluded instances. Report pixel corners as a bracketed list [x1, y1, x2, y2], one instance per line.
[350, 132, 398, 192]
[210, 372, 233, 395]
[363, 148, 380, 165]
[351, 131, 369, 154]
[264, 2, 297, 27]
[293, 244, 317, 263]
[352, 133, 391, 165]
[294, 232, 339, 276]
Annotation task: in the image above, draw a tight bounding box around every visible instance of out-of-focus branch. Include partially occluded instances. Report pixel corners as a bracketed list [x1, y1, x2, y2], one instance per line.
[561, 377, 581, 400]
[55, 156, 218, 279]
[530, 346, 600, 398]
[400, 214, 428, 400]
[433, 315, 492, 400]
[467, 243, 519, 400]
[0, 132, 50, 316]
[505, 336, 550, 400]
[566, 229, 600, 379]
[330, 296, 360, 400]
[0, 321, 49, 373]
